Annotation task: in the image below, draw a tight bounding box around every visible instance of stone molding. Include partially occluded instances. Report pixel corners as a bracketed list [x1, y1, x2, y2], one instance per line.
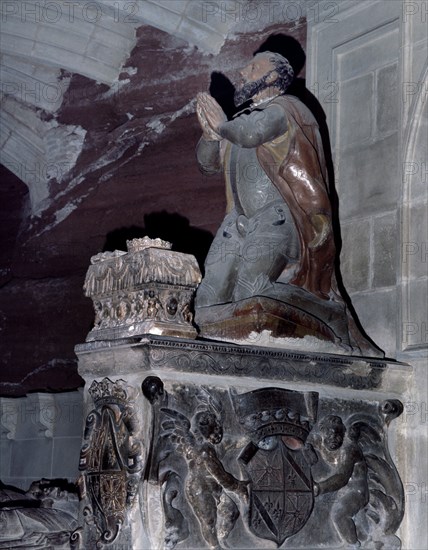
[76, 335, 411, 395]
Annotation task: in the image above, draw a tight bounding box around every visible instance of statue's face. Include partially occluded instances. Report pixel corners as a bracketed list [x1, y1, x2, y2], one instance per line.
[196, 412, 223, 444]
[234, 53, 277, 107]
[239, 54, 275, 86]
[322, 425, 344, 451]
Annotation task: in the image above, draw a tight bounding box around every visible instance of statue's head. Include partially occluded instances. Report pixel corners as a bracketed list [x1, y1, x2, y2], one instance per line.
[234, 51, 294, 107]
[319, 415, 346, 451]
[193, 411, 223, 444]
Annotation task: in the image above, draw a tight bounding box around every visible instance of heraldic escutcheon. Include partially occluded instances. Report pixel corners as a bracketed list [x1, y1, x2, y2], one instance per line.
[77, 378, 143, 546]
[142, 379, 322, 549]
[233, 388, 318, 546]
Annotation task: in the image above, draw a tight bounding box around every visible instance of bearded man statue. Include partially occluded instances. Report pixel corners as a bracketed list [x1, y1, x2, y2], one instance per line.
[194, 50, 382, 357]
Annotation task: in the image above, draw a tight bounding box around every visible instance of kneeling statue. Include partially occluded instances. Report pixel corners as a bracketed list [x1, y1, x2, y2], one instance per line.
[195, 50, 381, 357]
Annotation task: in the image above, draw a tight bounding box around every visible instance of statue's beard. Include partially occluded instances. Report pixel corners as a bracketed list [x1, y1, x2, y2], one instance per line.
[234, 72, 278, 108]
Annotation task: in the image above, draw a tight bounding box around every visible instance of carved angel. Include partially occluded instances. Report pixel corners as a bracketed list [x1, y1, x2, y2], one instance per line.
[304, 415, 369, 548]
[160, 394, 248, 549]
[305, 404, 404, 549]
[346, 401, 404, 549]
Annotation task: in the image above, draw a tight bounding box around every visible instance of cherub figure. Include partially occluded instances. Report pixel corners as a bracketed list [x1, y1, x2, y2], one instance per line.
[305, 415, 369, 548]
[161, 405, 248, 549]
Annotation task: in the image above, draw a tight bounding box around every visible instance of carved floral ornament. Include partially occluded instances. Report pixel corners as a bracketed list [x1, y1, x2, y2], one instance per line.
[84, 238, 201, 296]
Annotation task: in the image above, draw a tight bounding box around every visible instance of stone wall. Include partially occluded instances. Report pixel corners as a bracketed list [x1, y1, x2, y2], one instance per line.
[0, 391, 82, 489]
[307, 1, 428, 548]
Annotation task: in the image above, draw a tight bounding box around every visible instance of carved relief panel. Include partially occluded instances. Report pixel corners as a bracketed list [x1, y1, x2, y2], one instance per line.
[83, 238, 201, 341]
[142, 377, 404, 550]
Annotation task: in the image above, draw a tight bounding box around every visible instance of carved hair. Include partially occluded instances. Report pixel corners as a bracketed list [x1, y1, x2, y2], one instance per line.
[194, 411, 218, 430]
[191, 410, 221, 445]
[318, 414, 346, 436]
[264, 51, 295, 92]
[195, 387, 223, 418]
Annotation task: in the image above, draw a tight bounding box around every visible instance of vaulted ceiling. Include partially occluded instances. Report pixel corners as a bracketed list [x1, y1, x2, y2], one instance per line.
[0, 0, 251, 215]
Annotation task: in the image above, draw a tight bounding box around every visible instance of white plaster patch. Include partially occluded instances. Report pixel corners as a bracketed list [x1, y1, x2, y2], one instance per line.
[122, 66, 137, 76]
[44, 122, 87, 183]
[54, 203, 78, 224]
[170, 98, 196, 120]
[34, 193, 85, 236]
[101, 78, 130, 99]
[146, 118, 166, 134]
[137, 141, 149, 153]
[212, 330, 351, 355]
[145, 99, 196, 137]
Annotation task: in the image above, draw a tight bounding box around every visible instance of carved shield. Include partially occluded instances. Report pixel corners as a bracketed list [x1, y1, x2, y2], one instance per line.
[84, 471, 126, 543]
[244, 438, 314, 546]
[79, 379, 143, 545]
[100, 472, 127, 517]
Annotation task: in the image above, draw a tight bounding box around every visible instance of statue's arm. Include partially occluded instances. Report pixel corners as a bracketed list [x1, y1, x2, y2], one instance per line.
[219, 104, 288, 148]
[195, 93, 223, 175]
[203, 446, 248, 497]
[196, 137, 222, 175]
[317, 447, 356, 494]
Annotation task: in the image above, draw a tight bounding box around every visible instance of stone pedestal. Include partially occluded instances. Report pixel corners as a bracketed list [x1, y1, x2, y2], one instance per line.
[73, 335, 410, 549]
[73, 239, 410, 549]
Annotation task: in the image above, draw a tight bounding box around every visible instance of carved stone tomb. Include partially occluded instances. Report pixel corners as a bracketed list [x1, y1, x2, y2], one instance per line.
[73, 239, 409, 549]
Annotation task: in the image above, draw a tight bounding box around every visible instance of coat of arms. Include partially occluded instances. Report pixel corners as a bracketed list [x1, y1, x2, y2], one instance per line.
[233, 387, 318, 546]
[78, 378, 142, 545]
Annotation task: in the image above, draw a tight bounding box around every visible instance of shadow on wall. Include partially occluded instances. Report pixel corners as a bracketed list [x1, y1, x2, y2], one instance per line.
[102, 211, 213, 275]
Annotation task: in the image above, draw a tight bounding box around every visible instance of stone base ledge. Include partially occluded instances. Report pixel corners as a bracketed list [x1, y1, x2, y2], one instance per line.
[75, 334, 411, 396]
